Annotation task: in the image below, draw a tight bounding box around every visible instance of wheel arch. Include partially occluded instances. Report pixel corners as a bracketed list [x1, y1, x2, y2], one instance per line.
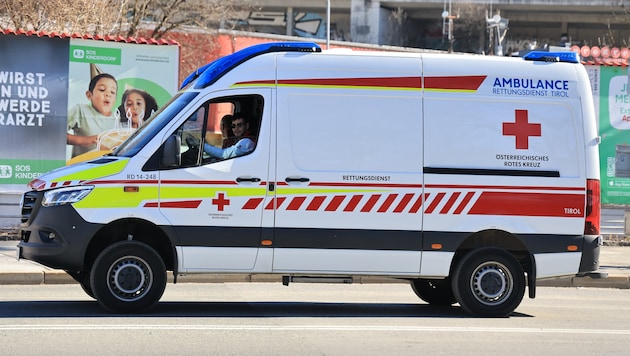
[451, 229, 534, 288]
[83, 218, 176, 273]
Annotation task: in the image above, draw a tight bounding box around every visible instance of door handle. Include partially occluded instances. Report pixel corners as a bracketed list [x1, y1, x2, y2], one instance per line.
[285, 177, 310, 183]
[236, 176, 261, 183]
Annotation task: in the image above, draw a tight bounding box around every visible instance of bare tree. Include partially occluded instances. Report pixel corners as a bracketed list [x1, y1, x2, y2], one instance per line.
[1, 0, 249, 39]
[448, 2, 488, 53]
[118, 0, 242, 39]
[1, 0, 122, 34]
[602, 2, 630, 47]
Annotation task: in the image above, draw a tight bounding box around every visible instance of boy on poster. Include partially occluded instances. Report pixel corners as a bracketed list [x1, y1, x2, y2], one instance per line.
[67, 72, 118, 158]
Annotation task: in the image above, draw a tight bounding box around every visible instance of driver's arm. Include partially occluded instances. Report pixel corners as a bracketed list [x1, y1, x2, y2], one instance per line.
[203, 138, 255, 159]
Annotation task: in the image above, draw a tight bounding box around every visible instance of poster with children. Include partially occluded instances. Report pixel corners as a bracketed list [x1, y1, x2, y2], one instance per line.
[67, 39, 178, 163]
[0, 33, 179, 189]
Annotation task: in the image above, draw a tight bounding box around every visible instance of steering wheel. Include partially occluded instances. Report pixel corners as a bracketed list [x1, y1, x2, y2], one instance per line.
[185, 134, 199, 149]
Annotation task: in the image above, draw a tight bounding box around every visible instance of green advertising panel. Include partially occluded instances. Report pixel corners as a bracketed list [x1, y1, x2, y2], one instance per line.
[599, 66, 630, 205]
[70, 45, 122, 65]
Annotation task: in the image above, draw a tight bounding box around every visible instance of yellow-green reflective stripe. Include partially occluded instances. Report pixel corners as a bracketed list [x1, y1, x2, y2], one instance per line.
[56, 159, 128, 182]
[74, 186, 267, 208]
[159, 187, 266, 199]
[74, 186, 158, 208]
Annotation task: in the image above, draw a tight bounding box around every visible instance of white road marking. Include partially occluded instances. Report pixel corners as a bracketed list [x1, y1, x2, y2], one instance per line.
[0, 324, 628, 335]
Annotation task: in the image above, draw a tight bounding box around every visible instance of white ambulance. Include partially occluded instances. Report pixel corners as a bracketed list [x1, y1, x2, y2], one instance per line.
[18, 42, 602, 317]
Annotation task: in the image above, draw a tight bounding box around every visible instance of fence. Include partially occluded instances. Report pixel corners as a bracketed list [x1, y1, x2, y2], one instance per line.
[0, 192, 22, 229]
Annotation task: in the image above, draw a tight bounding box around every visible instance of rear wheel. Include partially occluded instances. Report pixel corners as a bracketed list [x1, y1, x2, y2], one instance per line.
[452, 247, 525, 317]
[90, 241, 166, 313]
[410, 278, 457, 306]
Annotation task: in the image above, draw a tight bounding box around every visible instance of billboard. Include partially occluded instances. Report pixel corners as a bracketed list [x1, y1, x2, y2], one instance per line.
[0, 33, 179, 190]
[598, 65, 630, 205]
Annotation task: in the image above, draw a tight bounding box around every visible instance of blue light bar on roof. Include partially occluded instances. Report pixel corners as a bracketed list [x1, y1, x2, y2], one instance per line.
[523, 51, 579, 64]
[180, 42, 322, 89]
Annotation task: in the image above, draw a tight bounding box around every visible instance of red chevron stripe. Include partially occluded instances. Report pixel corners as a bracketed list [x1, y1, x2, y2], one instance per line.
[343, 195, 364, 212]
[425, 192, 445, 214]
[287, 196, 306, 210]
[307, 196, 326, 211]
[453, 191, 475, 214]
[393, 193, 415, 213]
[409, 193, 428, 213]
[361, 195, 382, 212]
[326, 195, 346, 211]
[378, 194, 398, 213]
[265, 197, 286, 210]
[440, 192, 461, 214]
[242, 197, 263, 210]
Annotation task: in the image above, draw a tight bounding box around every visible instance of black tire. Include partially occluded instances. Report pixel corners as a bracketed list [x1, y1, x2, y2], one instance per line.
[90, 241, 166, 313]
[67, 270, 95, 299]
[410, 278, 457, 306]
[452, 248, 526, 317]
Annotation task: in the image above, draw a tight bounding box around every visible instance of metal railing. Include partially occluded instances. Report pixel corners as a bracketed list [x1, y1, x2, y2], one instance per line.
[0, 202, 21, 217]
[0, 195, 22, 229]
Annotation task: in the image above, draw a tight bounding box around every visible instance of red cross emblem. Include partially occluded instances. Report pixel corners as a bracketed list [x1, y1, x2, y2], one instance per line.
[212, 192, 230, 211]
[502, 109, 541, 150]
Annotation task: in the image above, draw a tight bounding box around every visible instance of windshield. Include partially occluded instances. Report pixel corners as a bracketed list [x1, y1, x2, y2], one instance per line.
[112, 91, 199, 157]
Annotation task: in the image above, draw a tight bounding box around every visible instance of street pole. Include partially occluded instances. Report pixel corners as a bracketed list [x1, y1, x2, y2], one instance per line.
[326, 0, 331, 49]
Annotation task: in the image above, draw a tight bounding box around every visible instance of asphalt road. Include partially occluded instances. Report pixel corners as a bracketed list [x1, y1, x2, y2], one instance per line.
[0, 283, 629, 355]
[2, 240, 629, 289]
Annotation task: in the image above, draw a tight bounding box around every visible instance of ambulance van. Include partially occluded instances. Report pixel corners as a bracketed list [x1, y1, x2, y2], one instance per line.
[17, 42, 602, 317]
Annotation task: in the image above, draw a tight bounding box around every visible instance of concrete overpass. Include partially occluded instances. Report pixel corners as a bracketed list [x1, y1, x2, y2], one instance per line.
[237, 0, 630, 53]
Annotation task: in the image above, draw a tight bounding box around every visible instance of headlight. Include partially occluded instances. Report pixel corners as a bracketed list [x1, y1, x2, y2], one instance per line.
[42, 186, 94, 207]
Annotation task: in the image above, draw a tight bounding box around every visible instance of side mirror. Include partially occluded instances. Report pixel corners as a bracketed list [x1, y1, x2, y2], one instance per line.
[161, 134, 181, 167]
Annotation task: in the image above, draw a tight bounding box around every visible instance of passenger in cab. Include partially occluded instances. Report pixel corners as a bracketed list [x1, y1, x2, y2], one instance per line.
[219, 114, 237, 148]
[204, 114, 256, 159]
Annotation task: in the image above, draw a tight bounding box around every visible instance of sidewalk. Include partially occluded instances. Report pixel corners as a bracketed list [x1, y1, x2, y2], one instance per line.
[1, 240, 629, 288]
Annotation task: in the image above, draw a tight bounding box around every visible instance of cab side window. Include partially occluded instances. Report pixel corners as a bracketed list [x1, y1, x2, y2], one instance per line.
[168, 94, 263, 169]
[200, 95, 262, 164]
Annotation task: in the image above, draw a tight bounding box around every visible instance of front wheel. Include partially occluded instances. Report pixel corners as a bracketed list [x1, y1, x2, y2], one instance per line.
[90, 241, 167, 313]
[452, 248, 525, 317]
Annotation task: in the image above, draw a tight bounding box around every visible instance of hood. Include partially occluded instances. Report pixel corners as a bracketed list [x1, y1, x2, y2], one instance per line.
[28, 157, 129, 191]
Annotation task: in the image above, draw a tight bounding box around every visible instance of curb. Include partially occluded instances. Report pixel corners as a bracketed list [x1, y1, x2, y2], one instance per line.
[537, 275, 630, 289]
[0, 272, 46, 285]
[1, 271, 628, 289]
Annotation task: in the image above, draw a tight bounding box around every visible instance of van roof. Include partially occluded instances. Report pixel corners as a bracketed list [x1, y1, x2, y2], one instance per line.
[180, 42, 321, 89]
[180, 41, 581, 90]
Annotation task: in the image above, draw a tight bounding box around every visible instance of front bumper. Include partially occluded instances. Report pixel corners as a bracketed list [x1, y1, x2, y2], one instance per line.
[18, 201, 102, 271]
